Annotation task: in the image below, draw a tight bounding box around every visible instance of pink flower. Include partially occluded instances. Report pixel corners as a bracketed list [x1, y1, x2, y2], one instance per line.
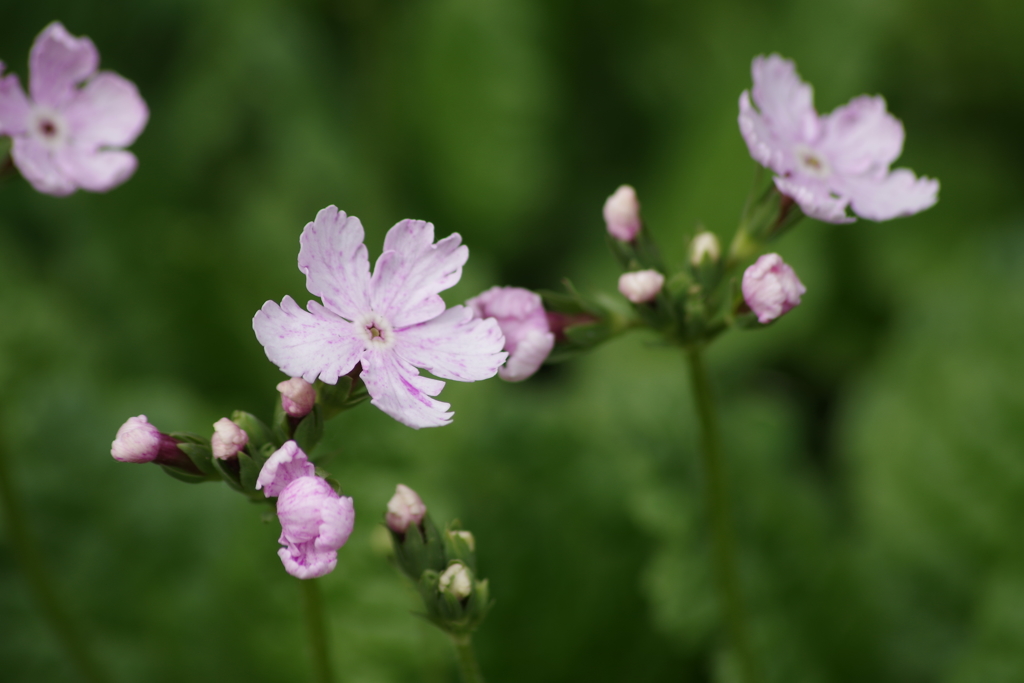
[0, 22, 148, 196]
[253, 206, 507, 429]
[256, 441, 355, 579]
[618, 270, 664, 304]
[110, 415, 198, 472]
[742, 253, 806, 324]
[385, 483, 427, 533]
[738, 54, 938, 223]
[603, 185, 642, 241]
[210, 417, 248, 460]
[277, 377, 317, 418]
[467, 286, 554, 382]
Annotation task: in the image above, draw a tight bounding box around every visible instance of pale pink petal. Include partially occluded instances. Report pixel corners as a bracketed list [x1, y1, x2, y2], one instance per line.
[278, 542, 337, 580]
[393, 305, 507, 382]
[466, 286, 550, 354]
[256, 441, 315, 497]
[499, 329, 555, 382]
[843, 168, 939, 221]
[10, 137, 75, 196]
[360, 349, 452, 429]
[818, 96, 904, 176]
[62, 71, 148, 149]
[316, 496, 355, 550]
[253, 296, 365, 385]
[773, 176, 854, 224]
[29, 22, 99, 108]
[750, 55, 819, 149]
[0, 65, 30, 135]
[739, 90, 789, 173]
[55, 147, 137, 192]
[298, 206, 372, 321]
[369, 220, 467, 327]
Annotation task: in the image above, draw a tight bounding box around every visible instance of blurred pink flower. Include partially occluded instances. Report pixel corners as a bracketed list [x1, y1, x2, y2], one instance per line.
[0, 22, 148, 196]
[110, 415, 199, 473]
[467, 286, 554, 382]
[385, 483, 427, 533]
[742, 253, 806, 324]
[256, 441, 354, 579]
[738, 54, 937, 223]
[603, 185, 642, 241]
[253, 206, 507, 429]
[618, 269, 664, 304]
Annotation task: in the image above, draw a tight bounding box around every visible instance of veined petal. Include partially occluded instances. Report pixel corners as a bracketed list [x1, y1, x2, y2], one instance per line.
[500, 329, 555, 382]
[29, 22, 99, 108]
[361, 349, 452, 429]
[750, 54, 819, 148]
[0, 65, 30, 136]
[278, 541, 337, 580]
[256, 441, 315, 498]
[369, 220, 467, 327]
[63, 71, 148, 149]
[394, 305, 507, 382]
[253, 296, 364, 385]
[819, 95, 904, 176]
[774, 176, 854, 224]
[298, 206, 371, 320]
[56, 147, 137, 192]
[10, 137, 75, 196]
[739, 90, 789, 173]
[843, 168, 939, 221]
[316, 496, 355, 551]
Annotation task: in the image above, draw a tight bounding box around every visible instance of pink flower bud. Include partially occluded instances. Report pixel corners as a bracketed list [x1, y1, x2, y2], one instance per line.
[741, 253, 807, 323]
[258, 441, 354, 579]
[467, 286, 555, 382]
[210, 417, 248, 460]
[385, 484, 427, 533]
[689, 231, 721, 266]
[277, 377, 316, 418]
[111, 415, 162, 463]
[439, 562, 473, 600]
[603, 185, 642, 241]
[618, 269, 665, 303]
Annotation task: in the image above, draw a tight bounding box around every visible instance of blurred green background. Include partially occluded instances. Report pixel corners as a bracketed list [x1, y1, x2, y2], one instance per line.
[2, 0, 1024, 681]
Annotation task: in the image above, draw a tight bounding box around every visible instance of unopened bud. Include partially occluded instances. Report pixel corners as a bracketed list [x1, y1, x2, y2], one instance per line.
[618, 269, 665, 303]
[277, 377, 316, 418]
[741, 253, 806, 323]
[211, 417, 248, 460]
[448, 529, 476, 552]
[385, 484, 427, 533]
[689, 231, 721, 266]
[439, 562, 472, 600]
[111, 415, 162, 463]
[603, 185, 641, 241]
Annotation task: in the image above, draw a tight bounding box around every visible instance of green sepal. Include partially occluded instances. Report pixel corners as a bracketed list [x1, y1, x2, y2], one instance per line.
[272, 395, 291, 444]
[293, 405, 324, 455]
[238, 452, 263, 495]
[231, 411, 277, 452]
[443, 521, 477, 573]
[212, 456, 245, 492]
[159, 464, 209, 484]
[317, 376, 370, 419]
[391, 513, 447, 581]
[174, 442, 219, 477]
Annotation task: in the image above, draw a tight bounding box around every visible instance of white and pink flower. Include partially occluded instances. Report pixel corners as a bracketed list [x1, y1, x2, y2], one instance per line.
[253, 206, 507, 429]
[467, 286, 554, 382]
[742, 253, 806, 324]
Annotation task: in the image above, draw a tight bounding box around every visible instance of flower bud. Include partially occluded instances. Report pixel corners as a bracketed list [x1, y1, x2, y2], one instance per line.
[741, 253, 806, 323]
[111, 415, 162, 463]
[277, 377, 316, 418]
[467, 287, 554, 382]
[449, 530, 475, 552]
[385, 484, 427, 533]
[210, 417, 248, 460]
[689, 231, 721, 266]
[618, 269, 665, 303]
[439, 562, 473, 601]
[603, 185, 641, 241]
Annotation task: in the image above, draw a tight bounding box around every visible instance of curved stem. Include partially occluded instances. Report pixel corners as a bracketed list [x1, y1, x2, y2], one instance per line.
[450, 634, 485, 683]
[685, 346, 757, 683]
[300, 578, 334, 683]
[0, 440, 109, 683]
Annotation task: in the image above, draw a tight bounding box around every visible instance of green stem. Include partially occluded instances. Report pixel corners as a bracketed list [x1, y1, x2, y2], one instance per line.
[685, 346, 757, 683]
[0, 440, 109, 683]
[300, 578, 334, 683]
[450, 634, 485, 683]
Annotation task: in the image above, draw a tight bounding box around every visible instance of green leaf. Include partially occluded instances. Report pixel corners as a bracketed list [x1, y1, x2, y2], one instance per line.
[293, 405, 324, 454]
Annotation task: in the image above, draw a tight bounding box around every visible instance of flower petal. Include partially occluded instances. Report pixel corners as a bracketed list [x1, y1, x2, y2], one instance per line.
[316, 496, 355, 551]
[369, 220, 467, 327]
[744, 54, 820, 171]
[773, 176, 854, 224]
[63, 71, 148, 149]
[0, 65, 30, 136]
[739, 90, 788, 172]
[500, 329, 554, 382]
[278, 541, 337, 579]
[393, 305, 507, 382]
[256, 441, 315, 498]
[360, 349, 452, 429]
[55, 147, 137, 192]
[253, 296, 364, 385]
[818, 95, 904, 176]
[10, 137, 75, 196]
[298, 206, 372, 321]
[843, 168, 939, 221]
[29, 22, 99, 108]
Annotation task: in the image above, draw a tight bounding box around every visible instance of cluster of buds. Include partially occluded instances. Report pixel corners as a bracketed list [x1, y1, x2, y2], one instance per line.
[384, 485, 492, 637]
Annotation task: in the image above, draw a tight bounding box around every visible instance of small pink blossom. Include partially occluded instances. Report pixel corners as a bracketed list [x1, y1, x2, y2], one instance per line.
[618, 270, 664, 304]
[253, 206, 507, 429]
[277, 377, 317, 418]
[256, 441, 355, 579]
[742, 253, 806, 324]
[110, 415, 197, 472]
[738, 54, 938, 223]
[467, 286, 554, 382]
[0, 22, 148, 196]
[210, 417, 248, 460]
[385, 483, 427, 533]
[603, 185, 641, 241]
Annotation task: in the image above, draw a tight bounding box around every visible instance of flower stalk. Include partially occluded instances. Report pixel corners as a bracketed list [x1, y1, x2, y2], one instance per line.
[300, 578, 334, 683]
[450, 634, 485, 683]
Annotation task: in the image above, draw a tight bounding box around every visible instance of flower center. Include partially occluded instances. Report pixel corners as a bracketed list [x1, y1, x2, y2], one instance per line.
[29, 107, 68, 148]
[354, 312, 395, 350]
[793, 143, 830, 179]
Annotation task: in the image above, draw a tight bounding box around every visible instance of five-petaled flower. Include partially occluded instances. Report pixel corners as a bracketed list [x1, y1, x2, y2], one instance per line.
[0, 22, 148, 196]
[739, 54, 937, 223]
[253, 206, 507, 429]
